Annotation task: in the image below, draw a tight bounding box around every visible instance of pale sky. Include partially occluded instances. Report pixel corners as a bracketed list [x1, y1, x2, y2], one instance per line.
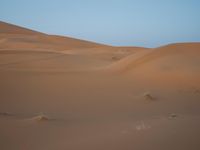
[0, 0, 200, 47]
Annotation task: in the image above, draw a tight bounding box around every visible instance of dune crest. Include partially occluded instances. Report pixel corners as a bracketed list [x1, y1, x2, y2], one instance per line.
[0, 21, 107, 51]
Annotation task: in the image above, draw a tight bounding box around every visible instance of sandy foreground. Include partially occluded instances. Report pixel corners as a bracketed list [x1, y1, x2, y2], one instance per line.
[0, 21, 200, 150]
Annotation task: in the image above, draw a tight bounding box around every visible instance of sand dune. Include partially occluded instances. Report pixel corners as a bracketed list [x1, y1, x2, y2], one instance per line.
[0, 21, 107, 51]
[0, 47, 144, 72]
[106, 43, 200, 86]
[107, 43, 200, 72]
[0, 21, 200, 150]
[0, 21, 147, 71]
[0, 21, 43, 35]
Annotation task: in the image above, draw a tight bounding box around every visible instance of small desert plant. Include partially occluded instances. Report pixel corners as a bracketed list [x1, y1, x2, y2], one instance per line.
[0, 112, 13, 116]
[194, 89, 200, 94]
[111, 56, 119, 61]
[31, 113, 49, 122]
[169, 113, 177, 119]
[143, 92, 155, 100]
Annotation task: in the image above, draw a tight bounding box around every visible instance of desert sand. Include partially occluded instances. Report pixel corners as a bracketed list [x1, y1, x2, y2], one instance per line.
[0, 21, 200, 150]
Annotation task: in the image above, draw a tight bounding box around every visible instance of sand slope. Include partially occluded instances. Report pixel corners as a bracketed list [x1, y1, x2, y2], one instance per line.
[0, 21, 200, 150]
[107, 43, 200, 72]
[0, 21, 107, 51]
[107, 43, 200, 86]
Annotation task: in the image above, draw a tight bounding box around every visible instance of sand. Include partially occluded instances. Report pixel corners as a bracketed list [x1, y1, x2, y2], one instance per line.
[0, 21, 200, 150]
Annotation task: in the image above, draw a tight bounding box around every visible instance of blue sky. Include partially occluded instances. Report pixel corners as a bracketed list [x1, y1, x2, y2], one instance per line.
[0, 0, 200, 47]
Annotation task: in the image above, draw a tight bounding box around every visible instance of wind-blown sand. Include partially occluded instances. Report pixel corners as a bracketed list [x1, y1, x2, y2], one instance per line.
[0, 21, 200, 150]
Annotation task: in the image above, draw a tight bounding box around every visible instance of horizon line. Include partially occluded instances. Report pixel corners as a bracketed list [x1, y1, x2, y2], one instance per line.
[1, 20, 200, 49]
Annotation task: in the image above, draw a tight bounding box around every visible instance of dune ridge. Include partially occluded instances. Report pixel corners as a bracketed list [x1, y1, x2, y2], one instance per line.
[0, 21, 108, 51]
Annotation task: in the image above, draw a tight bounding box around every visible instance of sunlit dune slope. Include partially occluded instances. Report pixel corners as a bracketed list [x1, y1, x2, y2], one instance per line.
[0, 21, 148, 71]
[106, 42, 200, 86]
[0, 21, 107, 51]
[107, 43, 200, 73]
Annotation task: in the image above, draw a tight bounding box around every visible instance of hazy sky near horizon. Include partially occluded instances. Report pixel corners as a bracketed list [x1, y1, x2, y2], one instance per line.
[0, 0, 200, 47]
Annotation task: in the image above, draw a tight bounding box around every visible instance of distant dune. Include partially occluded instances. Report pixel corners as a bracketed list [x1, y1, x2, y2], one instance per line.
[0, 21, 43, 35]
[0, 21, 200, 150]
[0, 21, 108, 51]
[0, 21, 147, 71]
[107, 42, 200, 72]
[106, 42, 200, 87]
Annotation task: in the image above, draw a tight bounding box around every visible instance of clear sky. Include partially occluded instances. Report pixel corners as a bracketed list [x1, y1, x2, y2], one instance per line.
[0, 0, 200, 47]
